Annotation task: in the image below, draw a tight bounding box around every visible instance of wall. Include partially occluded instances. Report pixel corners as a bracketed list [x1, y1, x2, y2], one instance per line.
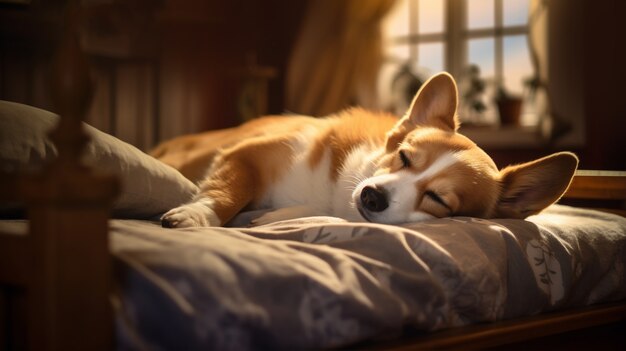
[0, 0, 307, 151]
[581, 0, 626, 170]
[550, 0, 626, 170]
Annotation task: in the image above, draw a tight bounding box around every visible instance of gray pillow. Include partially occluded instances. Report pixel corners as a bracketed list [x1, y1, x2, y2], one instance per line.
[0, 100, 198, 219]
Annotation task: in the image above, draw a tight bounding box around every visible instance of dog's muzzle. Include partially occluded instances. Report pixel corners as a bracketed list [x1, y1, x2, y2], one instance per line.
[360, 186, 389, 212]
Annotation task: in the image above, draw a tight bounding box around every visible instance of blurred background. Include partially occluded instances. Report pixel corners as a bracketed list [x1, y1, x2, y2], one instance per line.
[0, 0, 624, 170]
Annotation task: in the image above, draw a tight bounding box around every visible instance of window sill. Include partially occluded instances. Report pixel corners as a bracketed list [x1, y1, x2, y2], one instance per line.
[458, 125, 544, 149]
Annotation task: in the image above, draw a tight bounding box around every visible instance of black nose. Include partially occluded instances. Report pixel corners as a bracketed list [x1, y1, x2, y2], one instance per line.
[360, 186, 389, 212]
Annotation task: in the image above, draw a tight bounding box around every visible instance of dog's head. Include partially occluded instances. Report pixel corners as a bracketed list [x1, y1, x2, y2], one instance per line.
[352, 72, 578, 224]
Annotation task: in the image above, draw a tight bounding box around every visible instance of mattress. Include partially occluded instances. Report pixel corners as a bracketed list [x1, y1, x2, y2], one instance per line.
[2, 205, 625, 350]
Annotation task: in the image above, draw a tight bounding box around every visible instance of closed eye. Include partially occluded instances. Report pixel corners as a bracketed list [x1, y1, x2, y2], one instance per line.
[425, 190, 451, 211]
[399, 150, 411, 168]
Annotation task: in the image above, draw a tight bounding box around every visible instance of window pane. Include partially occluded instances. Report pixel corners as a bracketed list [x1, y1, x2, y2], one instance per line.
[415, 42, 445, 74]
[503, 0, 529, 26]
[467, 0, 494, 29]
[383, 0, 410, 40]
[503, 35, 532, 95]
[468, 38, 495, 77]
[416, 0, 445, 34]
[384, 43, 411, 61]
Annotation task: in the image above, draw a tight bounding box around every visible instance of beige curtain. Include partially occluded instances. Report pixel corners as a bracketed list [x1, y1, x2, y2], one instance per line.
[286, 0, 395, 116]
[528, 0, 569, 140]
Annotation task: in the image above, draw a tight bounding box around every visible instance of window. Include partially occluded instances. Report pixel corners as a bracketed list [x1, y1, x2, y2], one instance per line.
[380, 0, 537, 127]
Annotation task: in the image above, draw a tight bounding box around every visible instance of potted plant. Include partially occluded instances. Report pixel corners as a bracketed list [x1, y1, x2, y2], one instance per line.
[495, 85, 523, 126]
[460, 65, 487, 125]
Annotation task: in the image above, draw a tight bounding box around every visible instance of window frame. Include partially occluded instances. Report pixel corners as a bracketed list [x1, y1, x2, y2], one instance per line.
[386, 0, 531, 95]
[382, 0, 586, 149]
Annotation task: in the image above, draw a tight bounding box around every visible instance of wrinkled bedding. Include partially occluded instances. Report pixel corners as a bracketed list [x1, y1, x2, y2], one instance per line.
[104, 205, 626, 350]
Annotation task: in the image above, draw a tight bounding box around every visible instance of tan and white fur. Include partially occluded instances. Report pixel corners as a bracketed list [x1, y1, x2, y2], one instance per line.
[152, 73, 578, 228]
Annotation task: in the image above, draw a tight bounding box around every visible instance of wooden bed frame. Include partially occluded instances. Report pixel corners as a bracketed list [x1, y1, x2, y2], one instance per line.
[1, 10, 625, 351]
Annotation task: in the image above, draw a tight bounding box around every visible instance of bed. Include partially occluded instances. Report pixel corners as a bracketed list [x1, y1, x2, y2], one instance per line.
[1, 19, 625, 351]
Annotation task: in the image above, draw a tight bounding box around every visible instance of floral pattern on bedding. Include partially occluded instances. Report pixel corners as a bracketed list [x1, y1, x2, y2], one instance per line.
[526, 239, 564, 305]
[105, 205, 626, 350]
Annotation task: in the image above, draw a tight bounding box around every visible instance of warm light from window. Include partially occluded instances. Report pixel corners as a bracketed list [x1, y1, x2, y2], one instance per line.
[468, 38, 495, 77]
[417, 42, 444, 73]
[380, 0, 538, 126]
[468, 0, 495, 29]
[503, 0, 529, 26]
[417, 0, 444, 34]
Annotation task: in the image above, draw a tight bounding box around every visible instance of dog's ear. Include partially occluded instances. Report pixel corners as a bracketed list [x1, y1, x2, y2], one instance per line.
[405, 72, 459, 131]
[493, 152, 578, 219]
[386, 72, 459, 151]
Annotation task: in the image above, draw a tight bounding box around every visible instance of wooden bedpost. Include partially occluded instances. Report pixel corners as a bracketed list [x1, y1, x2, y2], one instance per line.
[17, 4, 119, 350]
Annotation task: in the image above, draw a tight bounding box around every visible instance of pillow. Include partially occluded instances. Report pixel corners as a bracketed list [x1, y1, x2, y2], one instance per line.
[0, 100, 198, 219]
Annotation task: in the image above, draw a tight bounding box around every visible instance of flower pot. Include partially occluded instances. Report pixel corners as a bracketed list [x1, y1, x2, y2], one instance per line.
[496, 97, 522, 126]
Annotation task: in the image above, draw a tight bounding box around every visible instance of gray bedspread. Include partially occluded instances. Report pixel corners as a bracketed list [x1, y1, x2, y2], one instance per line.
[107, 205, 626, 350]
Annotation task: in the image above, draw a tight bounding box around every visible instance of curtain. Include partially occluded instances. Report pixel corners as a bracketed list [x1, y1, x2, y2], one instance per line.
[528, 0, 569, 140]
[285, 0, 396, 116]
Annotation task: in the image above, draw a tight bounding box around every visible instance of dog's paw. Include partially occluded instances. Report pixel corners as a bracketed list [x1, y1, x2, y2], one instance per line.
[161, 202, 220, 228]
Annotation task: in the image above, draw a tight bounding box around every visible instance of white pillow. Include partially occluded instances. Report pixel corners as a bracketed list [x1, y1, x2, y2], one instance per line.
[0, 100, 198, 219]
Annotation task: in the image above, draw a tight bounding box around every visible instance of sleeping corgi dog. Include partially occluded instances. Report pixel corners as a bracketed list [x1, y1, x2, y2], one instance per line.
[152, 72, 578, 228]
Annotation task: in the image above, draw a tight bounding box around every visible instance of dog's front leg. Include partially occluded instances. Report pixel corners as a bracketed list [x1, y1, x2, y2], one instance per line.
[161, 158, 255, 228]
[161, 135, 295, 228]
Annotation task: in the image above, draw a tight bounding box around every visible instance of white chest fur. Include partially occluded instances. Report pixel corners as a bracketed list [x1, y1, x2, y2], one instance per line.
[259, 132, 381, 222]
[259, 128, 333, 213]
